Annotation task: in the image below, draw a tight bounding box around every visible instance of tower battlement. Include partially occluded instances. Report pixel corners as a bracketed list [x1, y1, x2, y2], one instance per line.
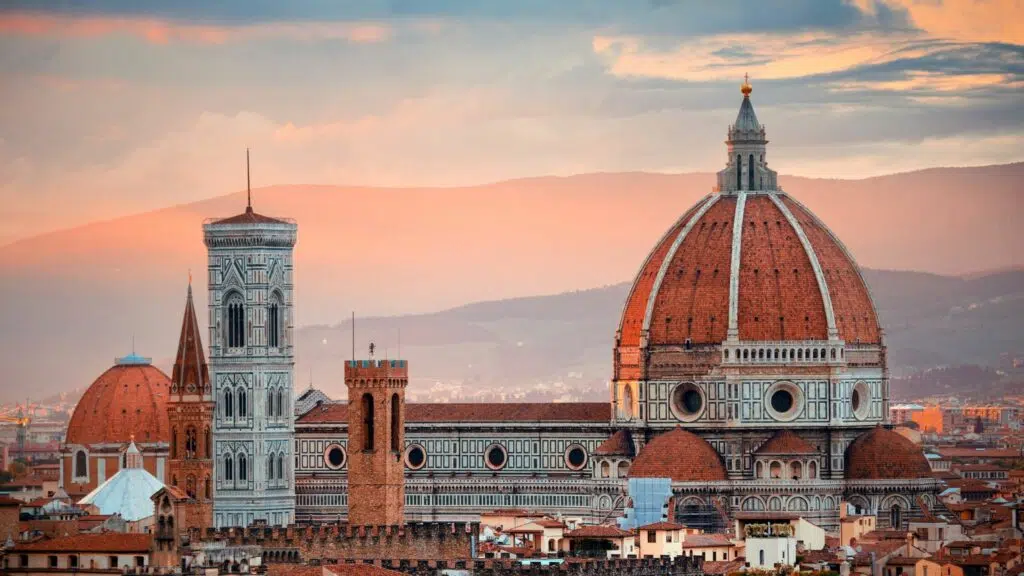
[345, 359, 409, 379]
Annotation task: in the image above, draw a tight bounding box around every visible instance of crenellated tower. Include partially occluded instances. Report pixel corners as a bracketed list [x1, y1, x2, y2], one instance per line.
[167, 280, 215, 532]
[345, 351, 408, 526]
[206, 155, 298, 528]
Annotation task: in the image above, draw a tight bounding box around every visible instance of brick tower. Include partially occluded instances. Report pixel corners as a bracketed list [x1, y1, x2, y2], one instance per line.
[166, 279, 214, 532]
[345, 348, 407, 526]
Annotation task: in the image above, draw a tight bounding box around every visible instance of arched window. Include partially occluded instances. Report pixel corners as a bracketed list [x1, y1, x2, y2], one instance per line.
[809, 460, 817, 479]
[277, 455, 284, 482]
[185, 475, 196, 498]
[224, 389, 234, 418]
[770, 461, 782, 479]
[185, 426, 197, 459]
[791, 461, 803, 480]
[736, 154, 742, 190]
[755, 461, 764, 479]
[617, 461, 630, 478]
[224, 454, 234, 481]
[267, 293, 282, 348]
[204, 428, 211, 459]
[225, 292, 246, 349]
[390, 393, 401, 452]
[238, 389, 247, 419]
[277, 389, 284, 417]
[204, 475, 211, 499]
[890, 504, 902, 529]
[749, 153, 755, 190]
[361, 393, 375, 451]
[621, 385, 634, 419]
[170, 427, 178, 459]
[238, 454, 248, 482]
[600, 461, 611, 478]
[267, 454, 275, 481]
[74, 450, 87, 478]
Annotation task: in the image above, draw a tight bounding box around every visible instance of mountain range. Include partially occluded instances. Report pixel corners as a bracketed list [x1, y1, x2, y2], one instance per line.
[0, 164, 1021, 401]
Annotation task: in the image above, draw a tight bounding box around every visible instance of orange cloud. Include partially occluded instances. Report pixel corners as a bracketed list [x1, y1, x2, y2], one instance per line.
[856, 0, 1024, 44]
[592, 32, 934, 81]
[0, 12, 391, 45]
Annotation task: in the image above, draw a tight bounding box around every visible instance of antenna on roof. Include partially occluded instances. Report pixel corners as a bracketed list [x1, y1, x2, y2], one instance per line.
[246, 148, 252, 212]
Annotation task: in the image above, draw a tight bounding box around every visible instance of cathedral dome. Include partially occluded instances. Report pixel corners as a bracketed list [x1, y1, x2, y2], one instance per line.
[844, 427, 932, 480]
[615, 81, 879, 381]
[65, 356, 171, 447]
[628, 427, 727, 482]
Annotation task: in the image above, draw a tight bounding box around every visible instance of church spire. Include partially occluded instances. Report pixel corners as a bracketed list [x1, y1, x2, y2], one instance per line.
[715, 77, 777, 193]
[171, 281, 210, 397]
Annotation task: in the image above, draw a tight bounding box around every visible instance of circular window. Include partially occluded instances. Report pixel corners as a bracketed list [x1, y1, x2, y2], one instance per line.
[484, 443, 508, 471]
[404, 444, 427, 470]
[564, 444, 588, 471]
[851, 381, 870, 420]
[323, 443, 346, 470]
[669, 382, 705, 422]
[765, 381, 803, 422]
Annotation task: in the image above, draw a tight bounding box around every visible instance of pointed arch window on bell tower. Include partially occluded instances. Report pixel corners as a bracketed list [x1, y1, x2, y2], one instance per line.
[361, 393, 375, 451]
[749, 154, 755, 190]
[736, 155, 742, 190]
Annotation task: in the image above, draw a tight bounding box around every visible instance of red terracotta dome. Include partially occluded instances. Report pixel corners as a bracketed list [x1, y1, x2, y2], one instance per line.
[629, 427, 727, 482]
[65, 356, 171, 447]
[844, 427, 932, 480]
[617, 193, 879, 349]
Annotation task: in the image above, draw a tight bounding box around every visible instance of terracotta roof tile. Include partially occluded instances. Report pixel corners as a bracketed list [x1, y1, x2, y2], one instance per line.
[564, 525, 633, 538]
[783, 196, 880, 344]
[594, 430, 636, 457]
[13, 532, 152, 553]
[298, 402, 609, 424]
[629, 427, 727, 482]
[754, 430, 816, 455]
[681, 534, 733, 548]
[65, 363, 171, 446]
[845, 427, 932, 480]
[637, 521, 687, 531]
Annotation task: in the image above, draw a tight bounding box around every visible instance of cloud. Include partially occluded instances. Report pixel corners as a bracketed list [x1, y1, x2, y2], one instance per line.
[862, 0, 1024, 44]
[0, 12, 393, 44]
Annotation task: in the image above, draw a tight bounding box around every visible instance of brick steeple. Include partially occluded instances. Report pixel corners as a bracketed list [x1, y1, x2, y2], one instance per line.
[171, 282, 210, 398]
[166, 280, 214, 533]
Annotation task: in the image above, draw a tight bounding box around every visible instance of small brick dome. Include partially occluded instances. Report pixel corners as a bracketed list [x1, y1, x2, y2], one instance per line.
[844, 427, 932, 480]
[66, 357, 171, 447]
[629, 427, 727, 482]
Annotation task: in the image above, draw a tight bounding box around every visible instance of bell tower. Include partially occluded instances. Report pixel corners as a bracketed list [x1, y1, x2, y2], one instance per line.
[167, 280, 214, 532]
[345, 347, 407, 526]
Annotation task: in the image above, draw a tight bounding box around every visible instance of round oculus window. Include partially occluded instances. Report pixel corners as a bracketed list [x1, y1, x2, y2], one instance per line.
[323, 443, 346, 470]
[485, 444, 508, 471]
[404, 444, 426, 470]
[564, 445, 588, 471]
[851, 381, 870, 420]
[670, 382, 705, 422]
[771, 390, 794, 413]
[765, 381, 803, 422]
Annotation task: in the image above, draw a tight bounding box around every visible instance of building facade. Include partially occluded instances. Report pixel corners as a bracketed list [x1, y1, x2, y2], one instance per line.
[205, 203, 298, 528]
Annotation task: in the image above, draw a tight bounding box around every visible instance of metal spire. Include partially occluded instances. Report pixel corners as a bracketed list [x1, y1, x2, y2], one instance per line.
[246, 148, 252, 212]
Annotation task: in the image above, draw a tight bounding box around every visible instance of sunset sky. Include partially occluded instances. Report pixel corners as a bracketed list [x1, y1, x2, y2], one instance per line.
[0, 0, 1021, 244]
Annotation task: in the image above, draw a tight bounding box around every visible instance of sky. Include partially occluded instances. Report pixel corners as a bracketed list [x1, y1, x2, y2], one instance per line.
[0, 0, 1021, 244]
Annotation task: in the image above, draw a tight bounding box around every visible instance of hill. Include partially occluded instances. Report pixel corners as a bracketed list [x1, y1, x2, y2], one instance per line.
[0, 164, 1021, 401]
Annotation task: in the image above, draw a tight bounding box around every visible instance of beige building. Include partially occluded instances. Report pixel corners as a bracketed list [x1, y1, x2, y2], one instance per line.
[5, 533, 151, 575]
[679, 533, 737, 562]
[636, 522, 685, 558]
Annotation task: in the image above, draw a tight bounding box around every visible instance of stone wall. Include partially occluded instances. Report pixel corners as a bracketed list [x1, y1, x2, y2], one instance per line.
[191, 522, 477, 562]
[317, 556, 705, 575]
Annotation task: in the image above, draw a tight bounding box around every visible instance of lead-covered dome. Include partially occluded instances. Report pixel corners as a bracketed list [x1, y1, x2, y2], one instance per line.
[66, 355, 171, 447]
[844, 427, 932, 480]
[614, 81, 880, 382]
[629, 427, 727, 482]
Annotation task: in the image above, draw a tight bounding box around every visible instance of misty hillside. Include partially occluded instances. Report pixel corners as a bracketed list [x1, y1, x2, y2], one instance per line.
[0, 164, 1021, 401]
[292, 268, 1024, 402]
